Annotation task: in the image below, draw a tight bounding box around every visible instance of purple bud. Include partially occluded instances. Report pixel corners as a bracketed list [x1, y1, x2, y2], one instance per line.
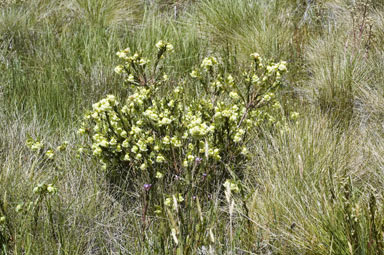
[202, 173, 207, 177]
[192, 196, 196, 200]
[143, 184, 152, 191]
[195, 157, 203, 164]
[174, 175, 180, 180]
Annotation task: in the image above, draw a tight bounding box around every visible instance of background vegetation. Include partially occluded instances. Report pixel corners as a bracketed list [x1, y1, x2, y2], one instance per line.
[1, 0, 384, 254]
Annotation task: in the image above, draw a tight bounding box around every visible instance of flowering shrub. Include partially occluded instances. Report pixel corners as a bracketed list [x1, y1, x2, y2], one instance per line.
[78, 41, 287, 203]
[78, 41, 288, 252]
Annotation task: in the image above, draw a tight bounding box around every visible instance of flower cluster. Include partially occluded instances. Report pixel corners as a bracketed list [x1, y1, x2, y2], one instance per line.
[156, 40, 174, 53]
[200, 56, 218, 71]
[26, 137, 69, 160]
[26, 138, 44, 152]
[33, 183, 57, 195]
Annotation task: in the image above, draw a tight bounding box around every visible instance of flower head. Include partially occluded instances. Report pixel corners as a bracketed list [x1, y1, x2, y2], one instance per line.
[156, 171, 164, 179]
[156, 40, 174, 53]
[201, 57, 218, 71]
[114, 65, 124, 74]
[45, 149, 54, 159]
[144, 184, 152, 191]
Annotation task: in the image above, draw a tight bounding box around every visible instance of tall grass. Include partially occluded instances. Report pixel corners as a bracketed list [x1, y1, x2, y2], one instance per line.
[0, 0, 142, 127]
[248, 111, 384, 254]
